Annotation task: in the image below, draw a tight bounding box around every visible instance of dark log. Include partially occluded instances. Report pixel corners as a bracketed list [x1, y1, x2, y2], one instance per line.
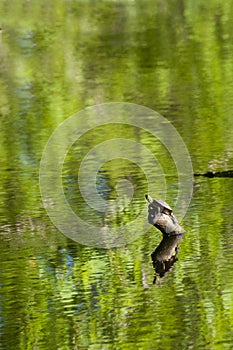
[194, 170, 233, 178]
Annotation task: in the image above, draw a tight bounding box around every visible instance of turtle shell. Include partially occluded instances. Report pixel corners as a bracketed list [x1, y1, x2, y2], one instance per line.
[146, 195, 173, 215]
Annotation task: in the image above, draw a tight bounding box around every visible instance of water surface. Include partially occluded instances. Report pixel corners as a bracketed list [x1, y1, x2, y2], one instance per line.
[0, 1, 233, 349]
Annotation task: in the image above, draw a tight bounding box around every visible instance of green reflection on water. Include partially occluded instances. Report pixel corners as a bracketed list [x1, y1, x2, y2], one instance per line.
[0, 0, 233, 349]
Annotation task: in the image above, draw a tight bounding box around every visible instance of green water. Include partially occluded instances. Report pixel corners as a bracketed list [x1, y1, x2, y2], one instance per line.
[1, 1, 233, 349]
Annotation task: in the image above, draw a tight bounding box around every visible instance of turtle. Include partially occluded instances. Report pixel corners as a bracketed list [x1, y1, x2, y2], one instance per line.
[145, 194, 173, 216]
[145, 194, 183, 235]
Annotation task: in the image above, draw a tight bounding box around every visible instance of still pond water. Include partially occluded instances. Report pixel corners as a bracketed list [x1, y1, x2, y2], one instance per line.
[0, 1, 233, 349]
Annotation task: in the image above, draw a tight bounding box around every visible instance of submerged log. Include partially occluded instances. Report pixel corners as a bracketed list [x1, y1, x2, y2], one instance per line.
[194, 170, 233, 178]
[146, 194, 184, 284]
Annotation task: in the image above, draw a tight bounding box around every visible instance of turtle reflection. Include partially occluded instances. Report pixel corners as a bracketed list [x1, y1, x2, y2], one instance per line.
[146, 195, 185, 284]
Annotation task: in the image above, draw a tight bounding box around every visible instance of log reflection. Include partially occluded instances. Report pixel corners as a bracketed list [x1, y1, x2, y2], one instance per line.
[151, 233, 184, 284]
